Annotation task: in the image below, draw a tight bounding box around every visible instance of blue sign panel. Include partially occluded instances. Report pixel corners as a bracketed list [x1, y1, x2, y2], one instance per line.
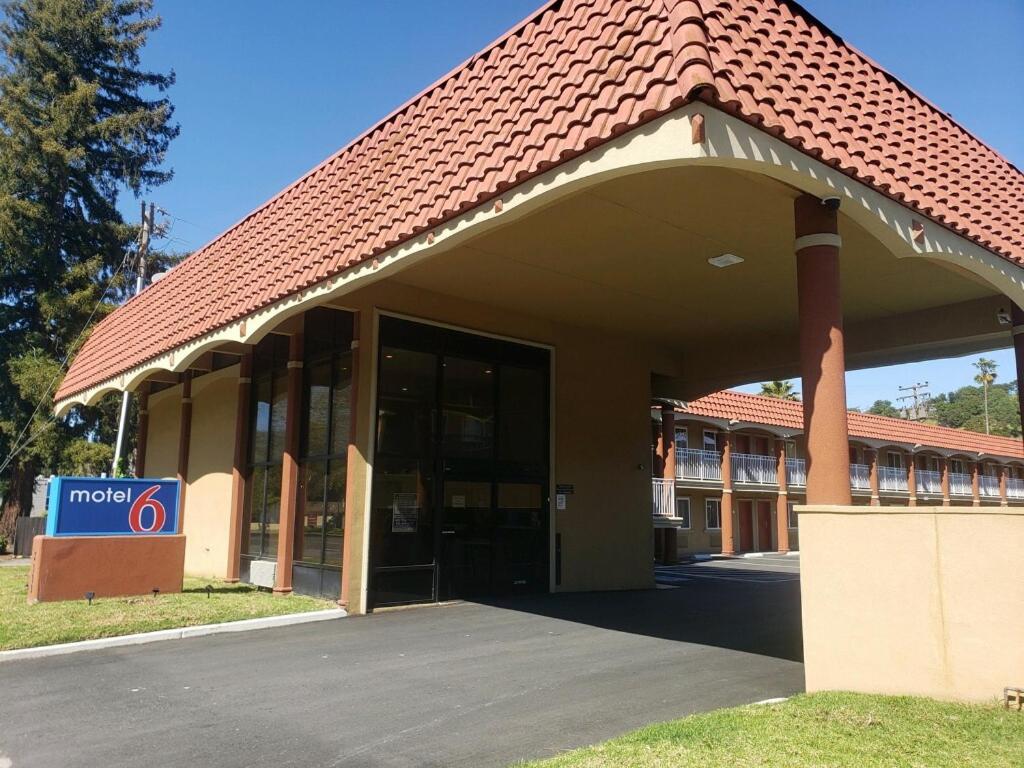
[45, 477, 180, 537]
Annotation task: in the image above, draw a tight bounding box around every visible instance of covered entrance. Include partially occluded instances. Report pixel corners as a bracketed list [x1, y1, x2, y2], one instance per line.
[369, 316, 550, 608]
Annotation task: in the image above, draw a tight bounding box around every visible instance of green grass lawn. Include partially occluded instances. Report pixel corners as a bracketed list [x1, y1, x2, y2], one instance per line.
[520, 692, 1024, 768]
[0, 565, 334, 651]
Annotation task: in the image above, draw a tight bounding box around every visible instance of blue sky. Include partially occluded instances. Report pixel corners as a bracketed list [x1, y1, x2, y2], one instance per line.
[129, 1, 1023, 410]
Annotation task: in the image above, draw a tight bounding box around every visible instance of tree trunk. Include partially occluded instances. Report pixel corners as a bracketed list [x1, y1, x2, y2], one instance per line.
[0, 461, 36, 549]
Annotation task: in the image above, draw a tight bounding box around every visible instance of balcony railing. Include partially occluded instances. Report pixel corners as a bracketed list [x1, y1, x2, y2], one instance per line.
[652, 478, 675, 518]
[949, 472, 972, 496]
[731, 453, 777, 485]
[916, 469, 942, 495]
[850, 463, 870, 490]
[676, 448, 721, 482]
[980, 475, 1000, 497]
[786, 458, 806, 487]
[1007, 477, 1024, 500]
[878, 466, 908, 492]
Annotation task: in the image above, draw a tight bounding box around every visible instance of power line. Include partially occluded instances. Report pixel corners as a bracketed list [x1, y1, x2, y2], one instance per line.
[0, 219, 147, 478]
[897, 382, 931, 421]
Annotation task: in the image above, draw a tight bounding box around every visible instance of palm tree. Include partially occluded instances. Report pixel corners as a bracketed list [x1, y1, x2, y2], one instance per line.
[973, 358, 998, 434]
[760, 380, 799, 401]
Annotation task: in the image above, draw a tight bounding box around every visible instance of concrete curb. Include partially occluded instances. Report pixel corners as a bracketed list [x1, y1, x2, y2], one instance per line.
[0, 608, 346, 663]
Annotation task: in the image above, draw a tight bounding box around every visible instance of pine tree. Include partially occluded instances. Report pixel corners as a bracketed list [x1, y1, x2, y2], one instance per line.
[0, 0, 177, 542]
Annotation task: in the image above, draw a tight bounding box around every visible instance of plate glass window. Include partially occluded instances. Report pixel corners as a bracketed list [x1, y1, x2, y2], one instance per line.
[705, 498, 721, 530]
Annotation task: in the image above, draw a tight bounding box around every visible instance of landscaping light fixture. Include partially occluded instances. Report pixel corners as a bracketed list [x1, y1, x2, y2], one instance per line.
[85, 591, 95, 605]
[708, 253, 744, 268]
[151, 587, 160, 597]
[205, 584, 213, 599]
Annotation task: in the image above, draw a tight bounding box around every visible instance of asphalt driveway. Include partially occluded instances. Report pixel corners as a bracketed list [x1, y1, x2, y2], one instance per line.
[0, 565, 803, 768]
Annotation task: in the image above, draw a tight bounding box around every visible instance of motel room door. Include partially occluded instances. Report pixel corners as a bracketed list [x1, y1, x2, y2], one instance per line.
[369, 317, 550, 608]
[755, 500, 772, 552]
[737, 500, 754, 552]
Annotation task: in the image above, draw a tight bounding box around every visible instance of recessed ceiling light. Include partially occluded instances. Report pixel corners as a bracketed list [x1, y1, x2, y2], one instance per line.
[708, 253, 744, 268]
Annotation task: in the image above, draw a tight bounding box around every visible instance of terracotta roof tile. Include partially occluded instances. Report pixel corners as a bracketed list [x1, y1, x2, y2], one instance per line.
[681, 389, 1024, 459]
[56, 0, 1024, 401]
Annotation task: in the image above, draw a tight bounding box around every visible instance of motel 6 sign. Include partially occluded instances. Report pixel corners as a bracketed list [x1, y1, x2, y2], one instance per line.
[45, 477, 180, 537]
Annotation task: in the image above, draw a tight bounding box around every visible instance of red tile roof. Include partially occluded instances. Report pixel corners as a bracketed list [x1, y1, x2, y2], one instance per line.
[681, 389, 1024, 459]
[56, 0, 1024, 402]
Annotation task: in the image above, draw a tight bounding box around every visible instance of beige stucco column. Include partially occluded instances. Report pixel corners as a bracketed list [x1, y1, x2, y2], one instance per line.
[866, 448, 880, 506]
[339, 323, 362, 609]
[274, 333, 304, 595]
[720, 432, 735, 556]
[135, 383, 150, 477]
[225, 351, 253, 583]
[940, 456, 951, 507]
[775, 438, 789, 553]
[794, 195, 851, 505]
[907, 454, 917, 507]
[971, 461, 981, 507]
[176, 372, 193, 526]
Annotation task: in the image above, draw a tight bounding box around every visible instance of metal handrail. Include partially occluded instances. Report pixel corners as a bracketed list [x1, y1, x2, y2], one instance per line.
[676, 448, 722, 482]
[651, 478, 675, 517]
[878, 466, 908, 492]
[949, 472, 972, 496]
[731, 452, 777, 484]
[785, 458, 806, 487]
[916, 469, 942, 494]
[850, 463, 870, 490]
[979, 475, 1000, 497]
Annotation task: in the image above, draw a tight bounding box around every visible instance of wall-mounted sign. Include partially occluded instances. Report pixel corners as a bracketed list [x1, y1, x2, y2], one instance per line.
[392, 493, 419, 533]
[555, 484, 575, 495]
[45, 477, 180, 537]
[556, 494, 567, 511]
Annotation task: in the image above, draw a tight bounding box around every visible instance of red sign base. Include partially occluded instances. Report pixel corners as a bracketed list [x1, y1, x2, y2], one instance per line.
[27, 534, 186, 604]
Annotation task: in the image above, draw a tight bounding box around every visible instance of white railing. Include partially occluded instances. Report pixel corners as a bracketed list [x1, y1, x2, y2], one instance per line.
[878, 466, 908, 492]
[786, 458, 806, 487]
[676, 448, 721, 482]
[980, 475, 1000, 498]
[652, 478, 675, 518]
[731, 453, 777, 484]
[850, 464, 870, 490]
[949, 472, 972, 496]
[1007, 477, 1024, 500]
[917, 469, 942, 495]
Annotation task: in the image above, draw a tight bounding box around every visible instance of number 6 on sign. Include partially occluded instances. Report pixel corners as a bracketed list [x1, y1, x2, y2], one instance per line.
[128, 485, 167, 533]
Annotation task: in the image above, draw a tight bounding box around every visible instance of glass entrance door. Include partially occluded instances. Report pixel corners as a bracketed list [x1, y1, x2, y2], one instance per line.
[370, 317, 549, 608]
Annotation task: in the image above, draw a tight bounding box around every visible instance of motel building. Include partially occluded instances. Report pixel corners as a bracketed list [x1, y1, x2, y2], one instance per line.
[51, 0, 1024, 615]
[651, 390, 1024, 561]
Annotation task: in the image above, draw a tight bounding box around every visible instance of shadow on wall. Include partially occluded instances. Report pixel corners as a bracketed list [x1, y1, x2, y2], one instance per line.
[472, 576, 803, 663]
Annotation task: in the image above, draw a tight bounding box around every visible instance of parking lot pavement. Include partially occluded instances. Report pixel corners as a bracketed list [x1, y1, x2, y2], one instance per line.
[0, 574, 803, 768]
[656, 553, 801, 585]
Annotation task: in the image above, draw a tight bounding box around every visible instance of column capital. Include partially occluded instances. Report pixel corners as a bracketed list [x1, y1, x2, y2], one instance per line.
[794, 233, 843, 251]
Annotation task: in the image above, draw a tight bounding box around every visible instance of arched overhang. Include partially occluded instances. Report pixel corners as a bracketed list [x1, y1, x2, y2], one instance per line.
[54, 104, 1024, 414]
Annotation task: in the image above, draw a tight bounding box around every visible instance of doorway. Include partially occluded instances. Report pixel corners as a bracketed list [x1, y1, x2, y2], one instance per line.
[369, 316, 550, 608]
[738, 499, 773, 552]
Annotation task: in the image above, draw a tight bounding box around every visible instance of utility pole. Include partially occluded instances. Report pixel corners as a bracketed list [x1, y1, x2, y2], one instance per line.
[111, 202, 154, 476]
[897, 381, 931, 421]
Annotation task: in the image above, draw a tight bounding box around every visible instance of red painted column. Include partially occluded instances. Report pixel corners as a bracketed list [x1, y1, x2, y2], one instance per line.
[940, 457, 951, 507]
[971, 461, 981, 508]
[866, 448, 880, 507]
[907, 455, 917, 507]
[775, 438, 790, 553]
[661, 406, 677, 565]
[1011, 304, 1024, 454]
[225, 352, 253, 583]
[1000, 465, 1009, 507]
[339, 319, 361, 609]
[135, 383, 150, 477]
[274, 333, 304, 595]
[720, 433, 735, 556]
[176, 372, 193, 529]
[794, 195, 851, 505]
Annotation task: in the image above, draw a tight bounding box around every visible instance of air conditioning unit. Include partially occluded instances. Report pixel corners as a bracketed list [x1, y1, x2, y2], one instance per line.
[249, 560, 277, 589]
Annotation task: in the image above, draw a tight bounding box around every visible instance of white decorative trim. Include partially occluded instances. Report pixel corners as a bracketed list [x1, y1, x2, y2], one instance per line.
[1012, 325, 1024, 336]
[237, 376, 252, 384]
[794, 233, 843, 251]
[286, 361, 304, 369]
[180, 397, 192, 404]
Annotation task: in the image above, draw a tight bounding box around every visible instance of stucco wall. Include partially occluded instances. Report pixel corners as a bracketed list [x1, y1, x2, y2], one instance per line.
[181, 367, 238, 578]
[144, 367, 238, 579]
[800, 505, 1024, 702]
